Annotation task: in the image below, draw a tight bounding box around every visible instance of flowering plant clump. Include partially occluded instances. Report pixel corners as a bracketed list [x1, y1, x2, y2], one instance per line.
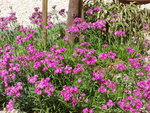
[0, 2, 150, 113]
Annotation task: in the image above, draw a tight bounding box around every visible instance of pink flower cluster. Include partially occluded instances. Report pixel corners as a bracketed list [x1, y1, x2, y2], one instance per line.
[98, 52, 116, 60]
[5, 82, 23, 111]
[17, 25, 36, 33]
[125, 46, 135, 54]
[98, 79, 116, 93]
[67, 18, 106, 34]
[136, 78, 150, 99]
[118, 77, 150, 113]
[16, 44, 71, 75]
[0, 13, 17, 31]
[15, 33, 34, 44]
[60, 85, 78, 101]
[46, 23, 53, 29]
[80, 42, 92, 46]
[28, 76, 55, 96]
[74, 47, 97, 66]
[92, 68, 116, 93]
[102, 100, 114, 109]
[67, 22, 90, 33]
[115, 62, 126, 71]
[0, 44, 21, 87]
[142, 24, 149, 30]
[86, 7, 102, 14]
[5, 82, 23, 97]
[60, 85, 85, 107]
[92, 72, 104, 81]
[114, 30, 126, 36]
[73, 18, 83, 23]
[118, 97, 143, 113]
[27, 75, 38, 83]
[58, 9, 66, 15]
[91, 20, 107, 31]
[82, 108, 94, 113]
[72, 64, 85, 74]
[29, 7, 43, 26]
[128, 58, 141, 69]
[6, 98, 16, 111]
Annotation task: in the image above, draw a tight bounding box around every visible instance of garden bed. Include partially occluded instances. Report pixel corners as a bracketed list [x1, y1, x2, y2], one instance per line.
[0, 1, 150, 113]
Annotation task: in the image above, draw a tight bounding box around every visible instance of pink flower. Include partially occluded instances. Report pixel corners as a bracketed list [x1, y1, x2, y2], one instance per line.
[6, 98, 15, 111]
[124, 76, 129, 81]
[83, 57, 97, 65]
[86, 10, 93, 14]
[103, 44, 109, 47]
[93, 7, 102, 11]
[92, 20, 106, 30]
[102, 104, 107, 109]
[124, 90, 131, 94]
[98, 53, 107, 60]
[92, 72, 104, 81]
[27, 75, 38, 83]
[60, 86, 79, 102]
[82, 108, 94, 113]
[64, 65, 72, 74]
[72, 97, 77, 107]
[125, 46, 135, 54]
[110, 14, 120, 17]
[82, 108, 89, 113]
[78, 78, 82, 83]
[50, 45, 59, 51]
[89, 109, 94, 113]
[112, 88, 116, 92]
[139, 72, 144, 76]
[59, 9, 65, 15]
[136, 53, 141, 56]
[98, 86, 107, 93]
[5, 82, 23, 97]
[115, 63, 126, 71]
[73, 18, 83, 23]
[34, 7, 40, 11]
[72, 64, 85, 74]
[46, 24, 53, 29]
[80, 42, 91, 46]
[107, 52, 116, 59]
[114, 30, 126, 36]
[52, 5, 56, 9]
[146, 104, 150, 109]
[85, 98, 89, 103]
[131, 99, 143, 109]
[126, 95, 133, 101]
[107, 100, 114, 107]
[143, 24, 149, 30]
[34, 78, 55, 96]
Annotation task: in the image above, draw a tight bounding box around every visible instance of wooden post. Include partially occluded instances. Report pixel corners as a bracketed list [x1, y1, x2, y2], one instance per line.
[79, 0, 84, 19]
[42, 0, 48, 46]
[67, 0, 83, 45]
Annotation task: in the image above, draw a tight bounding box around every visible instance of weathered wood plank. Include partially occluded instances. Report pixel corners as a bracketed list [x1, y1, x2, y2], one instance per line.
[42, 0, 48, 46]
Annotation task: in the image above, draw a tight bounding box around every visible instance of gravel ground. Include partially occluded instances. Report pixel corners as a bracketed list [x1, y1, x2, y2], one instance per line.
[0, 0, 69, 26]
